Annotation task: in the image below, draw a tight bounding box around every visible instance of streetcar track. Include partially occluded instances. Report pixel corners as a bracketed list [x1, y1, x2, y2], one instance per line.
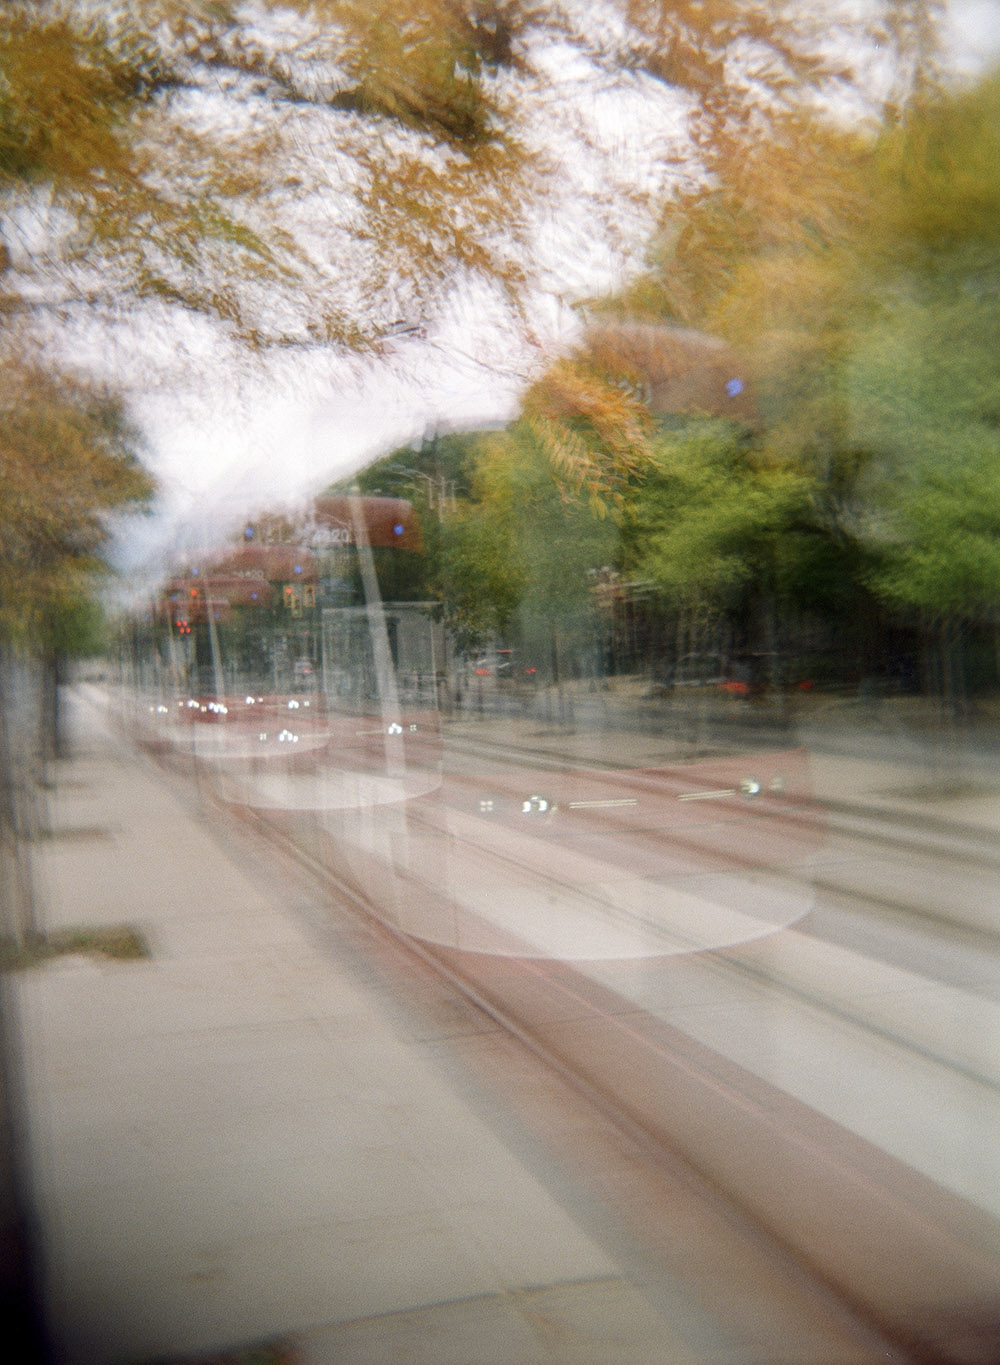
[401, 799, 1000, 1112]
[126, 710, 1000, 1364]
[209, 789, 919, 1365]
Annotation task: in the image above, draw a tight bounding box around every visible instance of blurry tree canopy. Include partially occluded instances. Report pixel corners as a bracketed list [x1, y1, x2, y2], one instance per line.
[345, 429, 521, 649]
[591, 45, 1000, 658]
[435, 493, 528, 652]
[0, 0, 545, 354]
[855, 72, 1000, 625]
[0, 1, 946, 359]
[354, 419, 619, 655]
[0, 0, 961, 690]
[620, 422, 811, 611]
[0, 368, 153, 646]
[433, 421, 619, 665]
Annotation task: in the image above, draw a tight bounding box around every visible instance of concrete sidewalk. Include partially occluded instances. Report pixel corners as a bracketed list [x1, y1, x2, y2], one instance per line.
[9, 689, 709, 1365]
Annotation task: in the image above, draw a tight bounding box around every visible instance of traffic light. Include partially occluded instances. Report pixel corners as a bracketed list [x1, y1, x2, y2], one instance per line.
[176, 618, 190, 635]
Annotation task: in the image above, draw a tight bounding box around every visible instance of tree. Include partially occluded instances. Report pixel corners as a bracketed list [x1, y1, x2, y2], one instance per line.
[623, 421, 805, 596]
[0, 366, 153, 750]
[0, 2, 942, 360]
[723, 68, 1000, 697]
[840, 71, 1000, 705]
[436, 492, 528, 654]
[361, 415, 620, 674]
[0, 367, 152, 951]
[0, 1, 576, 395]
[0, 2, 958, 690]
[575, 4, 1000, 694]
[0, 370, 152, 635]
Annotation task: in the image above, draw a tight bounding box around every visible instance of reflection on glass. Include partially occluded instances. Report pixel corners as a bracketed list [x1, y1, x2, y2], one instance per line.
[119, 239, 1000, 1356]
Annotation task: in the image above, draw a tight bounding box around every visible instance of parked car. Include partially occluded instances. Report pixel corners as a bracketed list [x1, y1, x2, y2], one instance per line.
[469, 649, 539, 688]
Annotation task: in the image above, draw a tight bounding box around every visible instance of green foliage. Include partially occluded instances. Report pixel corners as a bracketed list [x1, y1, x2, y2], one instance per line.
[480, 423, 619, 623]
[366, 422, 620, 654]
[608, 50, 1000, 651]
[348, 45, 1000, 667]
[844, 75, 1000, 622]
[624, 423, 812, 610]
[436, 498, 527, 650]
[349, 431, 477, 506]
[875, 69, 1000, 256]
[871, 460, 1000, 619]
[39, 594, 108, 660]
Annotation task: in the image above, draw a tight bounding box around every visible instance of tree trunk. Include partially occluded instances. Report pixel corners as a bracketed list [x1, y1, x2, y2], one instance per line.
[0, 648, 40, 946]
[39, 654, 68, 766]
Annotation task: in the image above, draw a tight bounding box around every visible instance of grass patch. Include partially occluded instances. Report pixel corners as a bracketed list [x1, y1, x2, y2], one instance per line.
[0, 925, 150, 970]
[879, 779, 1000, 803]
[147, 1339, 297, 1365]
